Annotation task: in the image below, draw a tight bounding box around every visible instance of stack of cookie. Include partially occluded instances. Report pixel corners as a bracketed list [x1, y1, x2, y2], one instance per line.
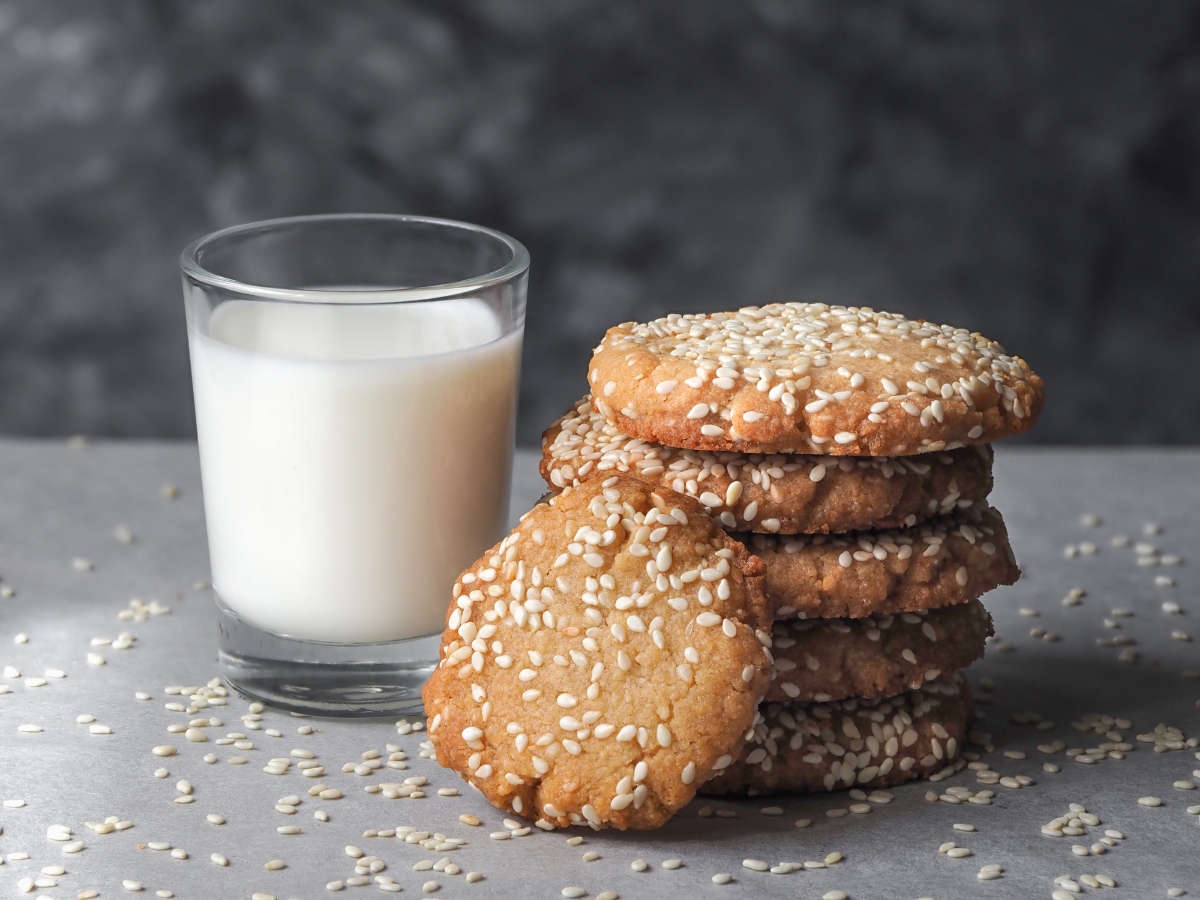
[541, 302, 1042, 798]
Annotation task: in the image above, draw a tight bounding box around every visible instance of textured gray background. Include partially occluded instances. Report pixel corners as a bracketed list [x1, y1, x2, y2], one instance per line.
[1, 0, 1199, 445]
[0, 442, 1197, 898]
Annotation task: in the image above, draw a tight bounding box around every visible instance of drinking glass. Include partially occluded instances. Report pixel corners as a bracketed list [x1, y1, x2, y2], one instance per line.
[181, 214, 528, 715]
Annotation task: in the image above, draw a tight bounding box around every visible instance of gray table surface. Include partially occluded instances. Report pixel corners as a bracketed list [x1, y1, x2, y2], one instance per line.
[0, 442, 1197, 900]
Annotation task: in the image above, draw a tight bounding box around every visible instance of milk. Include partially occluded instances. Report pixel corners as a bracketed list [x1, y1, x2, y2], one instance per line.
[188, 297, 521, 644]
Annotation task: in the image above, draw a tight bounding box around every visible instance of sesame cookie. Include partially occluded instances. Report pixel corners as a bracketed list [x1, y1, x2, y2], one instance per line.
[700, 676, 972, 796]
[422, 475, 773, 831]
[741, 503, 1018, 620]
[588, 303, 1043, 456]
[542, 396, 993, 534]
[766, 600, 991, 704]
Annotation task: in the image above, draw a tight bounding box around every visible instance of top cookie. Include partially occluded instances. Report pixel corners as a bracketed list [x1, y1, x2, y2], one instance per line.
[422, 475, 773, 831]
[588, 302, 1043, 456]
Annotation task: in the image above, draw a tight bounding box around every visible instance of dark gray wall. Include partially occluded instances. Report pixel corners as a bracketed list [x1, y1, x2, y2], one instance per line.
[2, 0, 1199, 445]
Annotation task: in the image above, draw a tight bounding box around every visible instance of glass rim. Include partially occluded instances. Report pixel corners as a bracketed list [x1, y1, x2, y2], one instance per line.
[180, 213, 529, 304]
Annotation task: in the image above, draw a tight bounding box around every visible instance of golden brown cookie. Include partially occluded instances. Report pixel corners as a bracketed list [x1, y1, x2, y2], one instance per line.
[700, 676, 973, 796]
[542, 396, 993, 534]
[766, 600, 991, 703]
[741, 503, 1018, 620]
[588, 303, 1043, 456]
[422, 475, 773, 831]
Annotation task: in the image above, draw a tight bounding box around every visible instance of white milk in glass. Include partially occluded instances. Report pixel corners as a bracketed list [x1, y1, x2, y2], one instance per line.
[188, 297, 521, 644]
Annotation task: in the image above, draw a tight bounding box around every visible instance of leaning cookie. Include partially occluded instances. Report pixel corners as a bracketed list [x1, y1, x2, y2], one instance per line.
[766, 600, 991, 703]
[740, 503, 1018, 620]
[700, 677, 972, 796]
[589, 302, 1043, 456]
[542, 395, 993, 534]
[422, 475, 773, 831]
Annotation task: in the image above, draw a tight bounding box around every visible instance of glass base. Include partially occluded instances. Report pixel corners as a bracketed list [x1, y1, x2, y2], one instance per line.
[215, 595, 439, 717]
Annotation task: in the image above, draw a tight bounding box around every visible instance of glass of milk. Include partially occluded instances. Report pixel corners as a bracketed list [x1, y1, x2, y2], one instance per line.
[181, 214, 527, 716]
